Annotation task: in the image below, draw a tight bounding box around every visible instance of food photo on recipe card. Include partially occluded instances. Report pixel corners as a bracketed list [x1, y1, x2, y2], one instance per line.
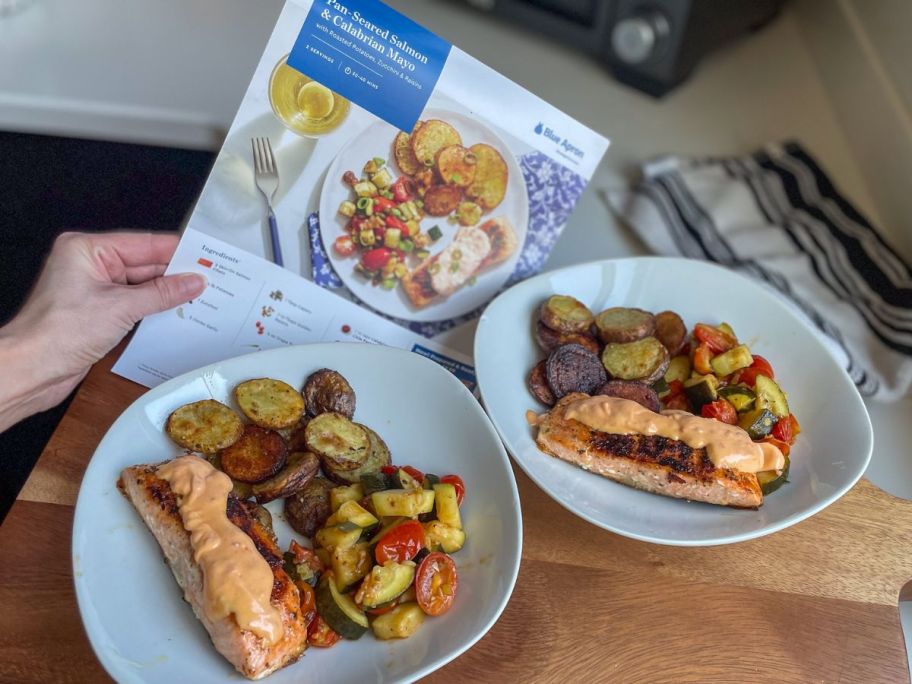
[114, 0, 609, 387]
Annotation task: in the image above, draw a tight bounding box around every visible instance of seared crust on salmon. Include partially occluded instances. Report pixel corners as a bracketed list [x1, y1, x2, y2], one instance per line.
[532, 394, 763, 508]
[118, 462, 308, 680]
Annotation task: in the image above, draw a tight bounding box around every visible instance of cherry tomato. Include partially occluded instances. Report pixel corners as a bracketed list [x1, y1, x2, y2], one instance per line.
[375, 520, 425, 565]
[700, 399, 738, 425]
[373, 197, 395, 213]
[664, 393, 692, 412]
[307, 614, 340, 648]
[416, 552, 458, 616]
[693, 323, 736, 354]
[361, 247, 394, 271]
[402, 465, 423, 481]
[381, 465, 398, 475]
[288, 540, 324, 574]
[692, 343, 714, 375]
[772, 414, 801, 445]
[440, 475, 465, 505]
[385, 215, 409, 232]
[391, 177, 414, 202]
[295, 581, 317, 627]
[739, 355, 775, 387]
[666, 379, 685, 397]
[761, 436, 791, 458]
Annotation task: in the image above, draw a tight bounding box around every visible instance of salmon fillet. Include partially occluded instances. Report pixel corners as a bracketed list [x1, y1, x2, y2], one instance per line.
[118, 463, 308, 679]
[531, 394, 763, 508]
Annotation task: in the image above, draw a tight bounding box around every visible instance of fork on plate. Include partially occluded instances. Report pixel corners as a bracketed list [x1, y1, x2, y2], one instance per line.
[251, 137, 283, 267]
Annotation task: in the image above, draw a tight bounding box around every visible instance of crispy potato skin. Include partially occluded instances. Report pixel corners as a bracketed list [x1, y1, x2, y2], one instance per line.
[423, 184, 464, 217]
[545, 344, 608, 398]
[235, 378, 305, 430]
[594, 307, 657, 344]
[540, 295, 594, 334]
[285, 477, 335, 537]
[465, 143, 508, 210]
[528, 360, 556, 406]
[410, 119, 462, 167]
[165, 400, 244, 454]
[535, 321, 600, 355]
[219, 424, 288, 484]
[601, 337, 670, 385]
[654, 311, 688, 355]
[303, 369, 356, 419]
[595, 380, 661, 412]
[252, 451, 320, 504]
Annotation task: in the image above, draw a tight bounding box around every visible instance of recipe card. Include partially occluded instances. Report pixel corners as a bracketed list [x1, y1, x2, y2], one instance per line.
[116, 0, 609, 386]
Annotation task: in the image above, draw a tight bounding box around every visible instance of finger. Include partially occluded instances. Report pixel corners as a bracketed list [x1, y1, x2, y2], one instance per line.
[125, 263, 169, 284]
[120, 272, 207, 321]
[90, 231, 181, 267]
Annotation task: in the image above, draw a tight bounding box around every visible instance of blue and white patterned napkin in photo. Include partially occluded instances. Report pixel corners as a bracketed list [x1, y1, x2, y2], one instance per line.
[308, 151, 587, 338]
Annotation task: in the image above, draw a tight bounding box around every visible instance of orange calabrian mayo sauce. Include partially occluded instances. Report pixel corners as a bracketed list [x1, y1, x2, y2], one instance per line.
[562, 396, 785, 474]
[157, 455, 283, 645]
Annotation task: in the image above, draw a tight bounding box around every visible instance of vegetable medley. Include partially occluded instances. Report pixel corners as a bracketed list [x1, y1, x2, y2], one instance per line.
[289, 465, 466, 645]
[528, 295, 800, 494]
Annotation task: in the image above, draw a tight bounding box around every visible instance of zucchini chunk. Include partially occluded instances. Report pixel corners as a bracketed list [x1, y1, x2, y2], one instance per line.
[330, 542, 372, 591]
[371, 489, 436, 518]
[361, 471, 394, 495]
[329, 483, 365, 512]
[371, 603, 425, 640]
[316, 574, 368, 639]
[683, 374, 719, 411]
[423, 520, 466, 553]
[305, 412, 370, 471]
[664, 355, 692, 384]
[718, 385, 756, 413]
[757, 455, 790, 495]
[710, 344, 753, 377]
[327, 500, 379, 529]
[755, 375, 790, 418]
[315, 522, 363, 551]
[738, 408, 776, 439]
[354, 561, 416, 609]
[600, 337, 669, 384]
[433, 483, 462, 529]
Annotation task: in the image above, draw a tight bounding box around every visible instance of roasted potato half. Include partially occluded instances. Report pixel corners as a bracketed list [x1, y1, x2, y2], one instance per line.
[235, 378, 305, 430]
[304, 412, 370, 472]
[303, 369, 356, 418]
[165, 399, 244, 454]
[410, 119, 462, 167]
[423, 184, 464, 217]
[654, 310, 688, 355]
[540, 295, 594, 334]
[252, 450, 320, 503]
[528, 360, 556, 406]
[601, 337, 670, 385]
[394, 127, 423, 176]
[545, 344, 608, 399]
[206, 453, 254, 499]
[285, 476, 335, 537]
[594, 307, 656, 344]
[219, 424, 288, 484]
[595, 380, 661, 412]
[465, 143, 508, 210]
[323, 424, 392, 485]
[535, 321, 600, 355]
[435, 145, 477, 188]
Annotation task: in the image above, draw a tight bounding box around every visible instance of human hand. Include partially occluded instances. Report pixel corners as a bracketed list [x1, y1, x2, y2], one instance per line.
[0, 232, 205, 430]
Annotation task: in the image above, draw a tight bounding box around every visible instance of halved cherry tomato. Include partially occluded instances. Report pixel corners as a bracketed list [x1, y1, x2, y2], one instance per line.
[440, 475, 465, 505]
[664, 393, 692, 412]
[373, 196, 395, 213]
[333, 235, 356, 258]
[375, 519, 425, 565]
[416, 552, 458, 616]
[380, 465, 424, 481]
[693, 323, 736, 354]
[701, 399, 738, 425]
[739, 355, 775, 387]
[692, 343, 714, 375]
[761, 436, 791, 458]
[295, 581, 317, 627]
[772, 414, 801, 445]
[307, 614, 340, 647]
[381, 465, 398, 475]
[361, 247, 394, 271]
[391, 177, 414, 202]
[385, 215, 409, 232]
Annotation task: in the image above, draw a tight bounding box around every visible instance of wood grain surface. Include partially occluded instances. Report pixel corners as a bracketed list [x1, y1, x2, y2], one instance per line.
[2, 344, 910, 683]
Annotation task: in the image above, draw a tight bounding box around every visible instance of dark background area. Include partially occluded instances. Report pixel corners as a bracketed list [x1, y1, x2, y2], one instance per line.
[0, 132, 215, 520]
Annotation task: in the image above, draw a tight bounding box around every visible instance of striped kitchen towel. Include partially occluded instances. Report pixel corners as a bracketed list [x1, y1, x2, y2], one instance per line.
[606, 141, 912, 400]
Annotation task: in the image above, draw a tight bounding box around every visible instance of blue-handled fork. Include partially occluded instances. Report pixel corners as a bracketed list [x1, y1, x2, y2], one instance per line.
[251, 137, 283, 267]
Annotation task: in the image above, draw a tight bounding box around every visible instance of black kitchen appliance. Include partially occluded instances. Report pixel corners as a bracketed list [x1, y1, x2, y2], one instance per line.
[454, 0, 786, 96]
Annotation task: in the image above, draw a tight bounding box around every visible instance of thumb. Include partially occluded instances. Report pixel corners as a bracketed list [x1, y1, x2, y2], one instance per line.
[122, 272, 207, 321]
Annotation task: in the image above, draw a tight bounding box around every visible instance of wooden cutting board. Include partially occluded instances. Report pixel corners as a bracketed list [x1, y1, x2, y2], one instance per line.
[2, 343, 910, 683]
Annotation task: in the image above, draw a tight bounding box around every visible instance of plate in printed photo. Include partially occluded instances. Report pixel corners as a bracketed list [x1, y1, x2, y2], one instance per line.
[319, 109, 528, 322]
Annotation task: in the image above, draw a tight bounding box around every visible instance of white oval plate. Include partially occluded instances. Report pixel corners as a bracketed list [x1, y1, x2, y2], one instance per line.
[474, 257, 873, 546]
[73, 343, 522, 683]
[319, 109, 528, 322]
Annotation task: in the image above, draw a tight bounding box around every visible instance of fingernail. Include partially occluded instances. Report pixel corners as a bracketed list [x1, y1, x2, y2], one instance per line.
[176, 273, 207, 297]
